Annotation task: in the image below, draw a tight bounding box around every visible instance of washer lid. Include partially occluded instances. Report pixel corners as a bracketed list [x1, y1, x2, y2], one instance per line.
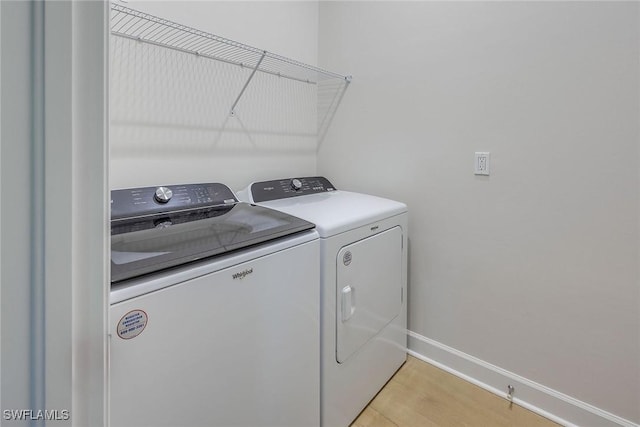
[110, 202, 314, 283]
[256, 190, 407, 238]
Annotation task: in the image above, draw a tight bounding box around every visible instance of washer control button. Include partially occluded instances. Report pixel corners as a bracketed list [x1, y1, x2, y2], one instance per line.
[154, 186, 173, 204]
[290, 178, 303, 191]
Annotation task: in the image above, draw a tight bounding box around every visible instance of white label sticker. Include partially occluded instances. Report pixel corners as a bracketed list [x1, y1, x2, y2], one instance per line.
[117, 310, 148, 340]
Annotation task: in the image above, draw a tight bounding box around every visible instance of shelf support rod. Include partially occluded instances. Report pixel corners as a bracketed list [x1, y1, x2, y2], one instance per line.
[230, 50, 267, 116]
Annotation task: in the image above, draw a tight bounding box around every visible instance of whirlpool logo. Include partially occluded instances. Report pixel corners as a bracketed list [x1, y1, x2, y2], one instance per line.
[232, 268, 253, 280]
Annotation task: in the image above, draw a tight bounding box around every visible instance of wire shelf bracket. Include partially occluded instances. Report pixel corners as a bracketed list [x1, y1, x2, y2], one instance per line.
[230, 51, 266, 117]
[110, 3, 351, 117]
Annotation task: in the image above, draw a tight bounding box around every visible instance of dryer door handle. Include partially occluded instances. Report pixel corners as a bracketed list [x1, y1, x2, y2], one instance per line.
[341, 285, 356, 322]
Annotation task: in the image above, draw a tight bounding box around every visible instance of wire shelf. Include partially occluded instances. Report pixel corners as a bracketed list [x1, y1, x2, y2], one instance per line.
[110, 3, 351, 85]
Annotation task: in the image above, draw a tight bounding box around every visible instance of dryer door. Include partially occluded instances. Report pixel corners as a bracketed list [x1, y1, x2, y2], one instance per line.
[336, 226, 403, 363]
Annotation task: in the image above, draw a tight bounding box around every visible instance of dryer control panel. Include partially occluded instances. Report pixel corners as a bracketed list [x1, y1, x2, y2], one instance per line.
[250, 176, 336, 203]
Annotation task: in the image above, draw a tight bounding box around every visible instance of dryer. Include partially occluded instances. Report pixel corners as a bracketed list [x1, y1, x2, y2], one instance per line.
[238, 176, 408, 427]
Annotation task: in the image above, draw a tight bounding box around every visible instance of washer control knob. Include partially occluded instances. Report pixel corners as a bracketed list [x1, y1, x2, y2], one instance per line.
[290, 178, 303, 191]
[154, 186, 173, 204]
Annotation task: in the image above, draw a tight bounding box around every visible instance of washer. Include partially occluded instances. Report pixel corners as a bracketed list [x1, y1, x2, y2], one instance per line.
[238, 176, 408, 427]
[109, 182, 320, 427]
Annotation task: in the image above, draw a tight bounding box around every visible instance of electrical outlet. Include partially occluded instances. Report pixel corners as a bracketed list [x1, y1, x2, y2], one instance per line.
[475, 152, 490, 175]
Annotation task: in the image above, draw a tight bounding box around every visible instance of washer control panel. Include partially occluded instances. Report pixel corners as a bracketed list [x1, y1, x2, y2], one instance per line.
[111, 183, 238, 219]
[251, 176, 336, 203]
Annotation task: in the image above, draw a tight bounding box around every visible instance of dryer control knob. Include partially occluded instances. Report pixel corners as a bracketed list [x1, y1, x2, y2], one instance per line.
[154, 186, 173, 204]
[290, 178, 303, 191]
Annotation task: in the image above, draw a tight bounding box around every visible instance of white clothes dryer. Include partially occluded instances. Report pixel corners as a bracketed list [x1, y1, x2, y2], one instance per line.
[238, 176, 408, 427]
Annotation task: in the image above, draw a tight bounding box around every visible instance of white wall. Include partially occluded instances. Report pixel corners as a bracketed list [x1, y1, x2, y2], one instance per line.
[318, 1, 639, 424]
[110, 1, 320, 191]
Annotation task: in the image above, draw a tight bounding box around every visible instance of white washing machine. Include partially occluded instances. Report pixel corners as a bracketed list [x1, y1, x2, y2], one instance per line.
[109, 182, 320, 427]
[238, 176, 408, 427]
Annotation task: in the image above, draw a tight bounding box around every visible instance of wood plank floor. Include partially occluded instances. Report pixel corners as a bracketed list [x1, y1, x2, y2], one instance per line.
[351, 356, 560, 427]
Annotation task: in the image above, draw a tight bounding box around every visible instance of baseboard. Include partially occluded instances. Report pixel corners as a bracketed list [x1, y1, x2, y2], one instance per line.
[407, 331, 638, 427]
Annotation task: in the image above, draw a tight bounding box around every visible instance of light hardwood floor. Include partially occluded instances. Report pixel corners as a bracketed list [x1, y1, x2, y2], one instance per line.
[351, 356, 560, 427]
